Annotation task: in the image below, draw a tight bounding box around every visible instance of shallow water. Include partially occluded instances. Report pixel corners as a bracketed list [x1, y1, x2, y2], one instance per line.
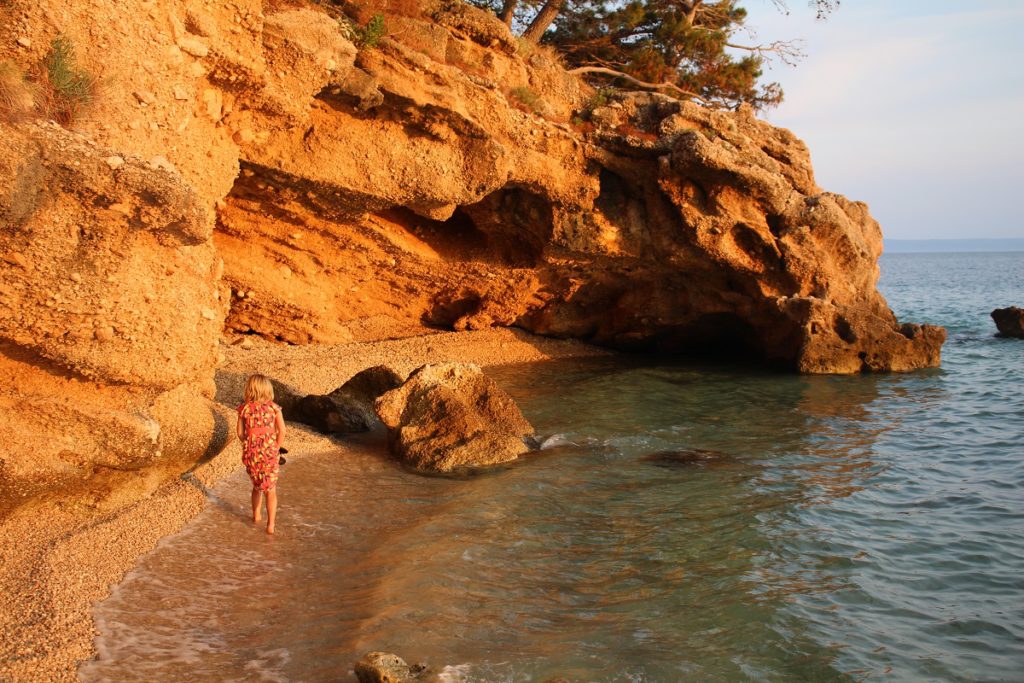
[82, 252, 1024, 682]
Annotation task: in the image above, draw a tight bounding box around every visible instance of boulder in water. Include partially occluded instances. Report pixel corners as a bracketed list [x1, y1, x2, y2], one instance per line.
[278, 366, 406, 434]
[991, 307, 1024, 338]
[374, 362, 534, 473]
[354, 651, 429, 683]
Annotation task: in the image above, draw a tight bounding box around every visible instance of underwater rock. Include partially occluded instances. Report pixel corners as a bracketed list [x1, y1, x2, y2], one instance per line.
[641, 448, 733, 468]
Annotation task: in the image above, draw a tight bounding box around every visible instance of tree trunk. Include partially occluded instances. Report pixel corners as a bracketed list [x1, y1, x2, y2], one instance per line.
[521, 0, 564, 43]
[683, 0, 703, 26]
[498, 0, 518, 26]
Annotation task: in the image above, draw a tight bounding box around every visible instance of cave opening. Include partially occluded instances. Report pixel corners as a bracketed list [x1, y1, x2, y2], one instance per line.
[594, 166, 647, 240]
[459, 185, 554, 267]
[375, 205, 492, 262]
[655, 312, 763, 360]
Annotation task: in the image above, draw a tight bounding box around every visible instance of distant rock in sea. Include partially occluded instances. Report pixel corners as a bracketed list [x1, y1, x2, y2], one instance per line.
[991, 307, 1024, 338]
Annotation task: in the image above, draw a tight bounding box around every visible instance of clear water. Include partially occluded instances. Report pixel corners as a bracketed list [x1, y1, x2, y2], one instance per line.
[82, 252, 1024, 682]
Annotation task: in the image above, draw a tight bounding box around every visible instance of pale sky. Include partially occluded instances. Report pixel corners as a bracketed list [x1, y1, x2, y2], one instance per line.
[740, 0, 1024, 240]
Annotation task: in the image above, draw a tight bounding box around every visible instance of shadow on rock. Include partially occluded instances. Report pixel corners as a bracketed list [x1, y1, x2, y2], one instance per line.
[277, 366, 405, 435]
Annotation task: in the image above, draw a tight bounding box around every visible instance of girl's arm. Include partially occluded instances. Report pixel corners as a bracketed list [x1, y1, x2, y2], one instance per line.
[236, 413, 245, 441]
[274, 406, 286, 449]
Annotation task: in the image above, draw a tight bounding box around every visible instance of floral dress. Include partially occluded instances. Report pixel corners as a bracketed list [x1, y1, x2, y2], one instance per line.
[238, 401, 281, 491]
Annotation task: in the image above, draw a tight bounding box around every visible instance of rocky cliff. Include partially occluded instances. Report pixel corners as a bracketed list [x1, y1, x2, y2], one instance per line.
[0, 0, 944, 517]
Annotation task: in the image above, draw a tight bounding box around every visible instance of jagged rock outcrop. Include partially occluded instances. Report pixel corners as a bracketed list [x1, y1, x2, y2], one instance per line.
[0, 122, 228, 516]
[202, 2, 943, 372]
[374, 363, 534, 472]
[991, 307, 1024, 338]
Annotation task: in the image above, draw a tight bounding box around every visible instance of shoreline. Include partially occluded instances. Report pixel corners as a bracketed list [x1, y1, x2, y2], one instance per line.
[0, 328, 611, 682]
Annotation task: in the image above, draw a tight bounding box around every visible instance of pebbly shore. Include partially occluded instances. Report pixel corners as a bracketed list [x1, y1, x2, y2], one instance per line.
[0, 328, 610, 682]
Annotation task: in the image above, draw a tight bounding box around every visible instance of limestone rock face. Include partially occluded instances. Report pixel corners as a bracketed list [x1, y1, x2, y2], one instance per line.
[0, 123, 228, 517]
[196, 4, 943, 373]
[374, 363, 534, 473]
[992, 307, 1024, 338]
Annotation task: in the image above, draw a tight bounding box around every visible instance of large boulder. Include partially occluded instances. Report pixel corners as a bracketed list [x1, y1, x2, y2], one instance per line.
[285, 366, 406, 434]
[354, 651, 429, 683]
[992, 307, 1024, 338]
[374, 363, 533, 472]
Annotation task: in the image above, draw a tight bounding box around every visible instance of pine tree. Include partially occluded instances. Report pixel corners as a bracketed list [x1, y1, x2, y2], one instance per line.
[470, 0, 839, 110]
[557, 0, 782, 108]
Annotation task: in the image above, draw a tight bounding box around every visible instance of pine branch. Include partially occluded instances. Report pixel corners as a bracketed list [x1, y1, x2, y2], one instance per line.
[568, 66, 713, 105]
[723, 39, 805, 66]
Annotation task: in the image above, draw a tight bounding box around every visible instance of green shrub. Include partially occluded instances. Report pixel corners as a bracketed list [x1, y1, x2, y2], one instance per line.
[588, 88, 614, 110]
[356, 14, 386, 49]
[41, 35, 97, 126]
[509, 85, 542, 113]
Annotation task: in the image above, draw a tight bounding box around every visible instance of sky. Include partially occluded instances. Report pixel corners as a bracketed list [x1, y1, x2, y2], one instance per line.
[737, 0, 1024, 240]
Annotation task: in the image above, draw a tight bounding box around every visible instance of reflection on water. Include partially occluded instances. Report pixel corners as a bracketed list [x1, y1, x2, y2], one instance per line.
[83, 253, 1024, 682]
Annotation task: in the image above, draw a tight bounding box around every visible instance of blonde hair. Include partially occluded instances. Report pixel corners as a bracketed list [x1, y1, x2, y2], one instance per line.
[243, 374, 274, 403]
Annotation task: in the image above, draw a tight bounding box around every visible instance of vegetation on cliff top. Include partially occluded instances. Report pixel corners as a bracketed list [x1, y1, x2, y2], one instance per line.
[472, 0, 840, 110]
[310, 0, 837, 109]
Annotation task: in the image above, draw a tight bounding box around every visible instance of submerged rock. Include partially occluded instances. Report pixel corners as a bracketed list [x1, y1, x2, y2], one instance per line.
[641, 449, 733, 468]
[991, 307, 1024, 338]
[374, 362, 534, 473]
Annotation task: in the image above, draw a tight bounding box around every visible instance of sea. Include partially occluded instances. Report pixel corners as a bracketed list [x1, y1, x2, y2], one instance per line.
[80, 249, 1024, 682]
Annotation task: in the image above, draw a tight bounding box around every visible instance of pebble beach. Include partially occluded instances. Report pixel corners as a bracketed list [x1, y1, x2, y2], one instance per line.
[0, 328, 609, 682]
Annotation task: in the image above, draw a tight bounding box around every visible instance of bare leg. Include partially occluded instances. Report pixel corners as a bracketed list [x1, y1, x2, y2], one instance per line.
[266, 489, 277, 534]
[252, 488, 263, 523]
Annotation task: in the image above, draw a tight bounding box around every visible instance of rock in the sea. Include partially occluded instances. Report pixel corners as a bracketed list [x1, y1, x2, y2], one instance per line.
[991, 307, 1024, 338]
[374, 362, 534, 472]
[330, 365, 407, 409]
[293, 393, 368, 433]
[354, 652, 428, 683]
[281, 366, 406, 434]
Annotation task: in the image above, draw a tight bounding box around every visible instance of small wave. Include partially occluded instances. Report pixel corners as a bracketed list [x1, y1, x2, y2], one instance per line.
[435, 663, 473, 682]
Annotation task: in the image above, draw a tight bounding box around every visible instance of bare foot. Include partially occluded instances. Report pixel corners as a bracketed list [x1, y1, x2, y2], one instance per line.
[254, 515, 262, 524]
[266, 524, 275, 535]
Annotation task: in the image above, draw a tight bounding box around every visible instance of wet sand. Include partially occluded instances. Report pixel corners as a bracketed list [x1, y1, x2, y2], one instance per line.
[0, 328, 609, 682]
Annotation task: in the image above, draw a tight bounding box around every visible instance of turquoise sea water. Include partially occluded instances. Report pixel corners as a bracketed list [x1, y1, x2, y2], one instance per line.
[81, 252, 1024, 682]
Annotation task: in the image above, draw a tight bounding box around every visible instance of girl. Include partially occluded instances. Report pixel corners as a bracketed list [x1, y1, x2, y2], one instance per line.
[236, 374, 286, 534]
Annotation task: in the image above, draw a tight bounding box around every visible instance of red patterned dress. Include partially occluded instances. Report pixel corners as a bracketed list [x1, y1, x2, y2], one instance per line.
[237, 401, 281, 491]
